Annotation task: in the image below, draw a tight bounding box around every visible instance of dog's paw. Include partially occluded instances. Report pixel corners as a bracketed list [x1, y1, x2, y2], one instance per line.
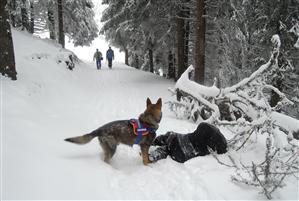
[142, 157, 152, 166]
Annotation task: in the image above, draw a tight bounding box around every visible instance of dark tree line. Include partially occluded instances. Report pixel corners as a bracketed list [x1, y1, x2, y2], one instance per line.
[101, 0, 299, 118]
[101, 0, 298, 83]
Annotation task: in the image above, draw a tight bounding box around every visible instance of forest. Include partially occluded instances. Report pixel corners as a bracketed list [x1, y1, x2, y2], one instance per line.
[1, 0, 299, 118]
[100, 0, 299, 119]
[1, 0, 299, 200]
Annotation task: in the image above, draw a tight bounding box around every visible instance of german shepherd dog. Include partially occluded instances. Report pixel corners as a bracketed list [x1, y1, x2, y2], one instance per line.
[65, 98, 162, 165]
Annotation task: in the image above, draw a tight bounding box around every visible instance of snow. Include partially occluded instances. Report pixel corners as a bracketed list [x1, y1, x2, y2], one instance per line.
[66, 35, 125, 63]
[271, 34, 281, 48]
[222, 60, 272, 94]
[175, 65, 220, 98]
[289, 21, 299, 49]
[272, 111, 299, 134]
[1, 30, 298, 200]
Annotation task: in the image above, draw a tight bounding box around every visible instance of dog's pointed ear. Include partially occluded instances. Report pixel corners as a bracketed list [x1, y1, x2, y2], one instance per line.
[146, 98, 152, 107]
[156, 98, 162, 108]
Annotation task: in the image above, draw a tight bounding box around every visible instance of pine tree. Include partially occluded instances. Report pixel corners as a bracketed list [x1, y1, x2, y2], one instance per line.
[168, 51, 175, 79]
[194, 0, 205, 84]
[29, 0, 34, 33]
[7, 0, 27, 29]
[47, 0, 55, 40]
[0, 0, 17, 80]
[6, 0, 35, 34]
[176, 4, 186, 79]
[63, 0, 98, 46]
[8, 0, 17, 27]
[21, 0, 29, 31]
[101, 0, 177, 75]
[57, 0, 64, 48]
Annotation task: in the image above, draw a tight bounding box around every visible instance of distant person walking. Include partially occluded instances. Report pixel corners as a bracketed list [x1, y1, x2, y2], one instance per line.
[106, 46, 114, 69]
[93, 49, 103, 70]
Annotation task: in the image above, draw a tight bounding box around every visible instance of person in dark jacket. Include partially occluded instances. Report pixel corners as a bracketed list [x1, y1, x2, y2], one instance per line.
[106, 46, 114, 69]
[149, 122, 227, 163]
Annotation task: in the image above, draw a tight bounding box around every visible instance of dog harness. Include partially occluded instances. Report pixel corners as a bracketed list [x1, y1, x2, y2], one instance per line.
[129, 119, 156, 144]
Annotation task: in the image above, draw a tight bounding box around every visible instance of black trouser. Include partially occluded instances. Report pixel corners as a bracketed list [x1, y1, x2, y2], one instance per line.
[108, 59, 112, 68]
[149, 123, 228, 163]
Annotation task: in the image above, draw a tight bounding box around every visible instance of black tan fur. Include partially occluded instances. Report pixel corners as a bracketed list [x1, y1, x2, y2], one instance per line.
[65, 98, 162, 165]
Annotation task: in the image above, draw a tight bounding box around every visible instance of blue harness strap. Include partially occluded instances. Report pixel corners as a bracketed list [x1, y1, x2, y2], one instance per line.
[129, 119, 156, 144]
[135, 120, 143, 144]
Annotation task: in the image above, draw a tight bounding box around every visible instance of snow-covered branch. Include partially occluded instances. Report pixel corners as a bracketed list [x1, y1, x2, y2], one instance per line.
[168, 35, 299, 199]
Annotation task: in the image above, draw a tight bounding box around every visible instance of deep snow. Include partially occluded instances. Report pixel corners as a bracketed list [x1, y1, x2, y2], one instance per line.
[1, 30, 298, 200]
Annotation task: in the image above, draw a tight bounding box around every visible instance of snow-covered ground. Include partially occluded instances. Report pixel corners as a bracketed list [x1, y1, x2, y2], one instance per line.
[1, 30, 298, 200]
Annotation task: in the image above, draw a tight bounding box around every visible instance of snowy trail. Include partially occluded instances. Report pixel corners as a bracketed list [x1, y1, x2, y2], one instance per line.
[2, 30, 298, 200]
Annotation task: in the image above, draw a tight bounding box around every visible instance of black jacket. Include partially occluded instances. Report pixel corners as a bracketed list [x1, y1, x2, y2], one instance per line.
[150, 122, 227, 163]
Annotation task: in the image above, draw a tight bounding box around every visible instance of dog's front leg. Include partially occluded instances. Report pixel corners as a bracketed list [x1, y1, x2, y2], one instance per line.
[140, 145, 150, 165]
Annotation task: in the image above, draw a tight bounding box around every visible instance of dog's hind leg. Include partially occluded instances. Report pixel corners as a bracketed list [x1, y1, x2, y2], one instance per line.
[102, 142, 117, 163]
[98, 137, 117, 163]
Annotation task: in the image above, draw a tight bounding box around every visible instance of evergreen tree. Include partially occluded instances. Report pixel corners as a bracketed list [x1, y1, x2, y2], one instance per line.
[194, 0, 205, 84]
[29, 0, 34, 33]
[8, 0, 17, 27]
[7, 0, 27, 29]
[57, 0, 64, 48]
[20, 0, 29, 31]
[0, 0, 17, 80]
[16, 0, 99, 47]
[176, 2, 186, 79]
[101, 0, 177, 75]
[7, 0, 37, 34]
[64, 0, 98, 46]
[47, 0, 55, 40]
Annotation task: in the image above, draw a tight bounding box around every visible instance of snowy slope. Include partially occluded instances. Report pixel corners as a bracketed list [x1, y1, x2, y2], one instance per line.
[1, 30, 298, 200]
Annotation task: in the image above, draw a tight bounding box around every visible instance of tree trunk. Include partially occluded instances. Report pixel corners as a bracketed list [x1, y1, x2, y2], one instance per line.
[194, 0, 206, 84]
[48, 5, 56, 40]
[176, 9, 186, 80]
[168, 50, 175, 80]
[125, 48, 129, 65]
[29, 0, 34, 34]
[184, 4, 190, 69]
[9, 0, 16, 27]
[57, 0, 65, 48]
[21, 0, 29, 31]
[0, 0, 17, 80]
[148, 38, 154, 73]
[135, 54, 139, 69]
[149, 48, 154, 73]
[147, 37, 154, 73]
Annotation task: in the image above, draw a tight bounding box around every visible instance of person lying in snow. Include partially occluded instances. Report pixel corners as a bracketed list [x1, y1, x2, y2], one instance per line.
[149, 122, 227, 163]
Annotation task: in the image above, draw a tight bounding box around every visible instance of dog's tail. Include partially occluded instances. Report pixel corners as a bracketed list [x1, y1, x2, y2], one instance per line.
[64, 133, 96, 145]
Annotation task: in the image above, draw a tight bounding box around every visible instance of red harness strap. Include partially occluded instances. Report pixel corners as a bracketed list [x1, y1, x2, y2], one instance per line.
[130, 119, 150, 136]
[129, 119, 156, 144]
